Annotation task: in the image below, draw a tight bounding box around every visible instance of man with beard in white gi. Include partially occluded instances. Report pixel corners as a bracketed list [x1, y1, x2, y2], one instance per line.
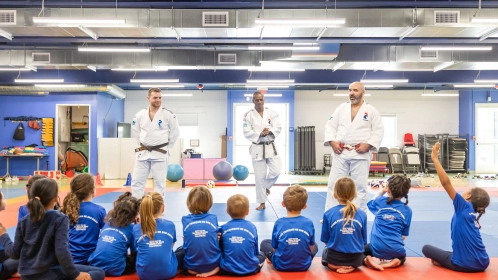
[324, 81, 384, 212]
[243, 91, 282, 211]
[131, 87, 180, 199]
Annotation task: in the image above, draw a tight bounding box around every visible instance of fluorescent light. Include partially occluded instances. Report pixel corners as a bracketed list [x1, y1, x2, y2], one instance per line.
[249, 68, 305, 72]
[334, 93, 371, 97]
[87, 66, 97, 72]
[140, 84, 184, 88]
[470, 17, 498, 23]
[364, 84, 393, 88]
[130, 79, 179, 83]
[422, 94, 459, 97]
[453, 84, 496, 88]
[0, 68, 31, 71]
[382, 69, 433, 72]
[79, 47, 150, 53]
[434, 61, 455, 72]
[78, 26, 98, 40]
[474, 79, 498, 83]
[244, 94, 283, 97]
[162, 66, 198, 70]
[161, 94, 192, 97]
[255, 18, 345, 25]
[332, 62, 345, 72]
[112, 68, 168, 72]
[33, 17, 126, 25]
[0, 28, 13, 40]
[361, 79, 408, 83]
[421, 46, 492, 51]
[247, 79, 294, 83]
[34, 84, 85, 88]
[244, 85, 290, 88]
[248, 46, 319, 51]
[15, 79, 64, 83]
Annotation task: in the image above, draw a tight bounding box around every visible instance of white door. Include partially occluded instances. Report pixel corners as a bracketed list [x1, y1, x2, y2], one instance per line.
[233, 103, 289, 174]
[475, 104, 498, 173]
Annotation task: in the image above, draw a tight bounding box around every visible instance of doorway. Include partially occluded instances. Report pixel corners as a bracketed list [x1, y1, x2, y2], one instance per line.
[475, 103, 498, 173]
[233, 103, 289, 174]
[55, 104, 91, 173]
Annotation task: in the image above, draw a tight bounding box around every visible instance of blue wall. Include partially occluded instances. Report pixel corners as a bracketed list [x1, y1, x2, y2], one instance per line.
[458, 90, 498, 171]
[227, 90, 295, 172]
[0, 93, 98, 176]
[96, 92, 125, 138]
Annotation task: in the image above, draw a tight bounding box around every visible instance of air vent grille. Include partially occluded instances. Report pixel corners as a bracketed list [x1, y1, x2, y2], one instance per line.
[203, 12, 229, 27]
[0, 10, 16, 25]
[32, 53, 51, 64]
[420, 50, 438, 59]
[218, 53, 236, 64]
[434, 11, 460, 25]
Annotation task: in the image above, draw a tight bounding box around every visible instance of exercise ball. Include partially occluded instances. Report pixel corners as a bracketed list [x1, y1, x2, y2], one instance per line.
[167, 164, 184, 182]
[233, 165, 249, 181]
[213, 161, 233, 180]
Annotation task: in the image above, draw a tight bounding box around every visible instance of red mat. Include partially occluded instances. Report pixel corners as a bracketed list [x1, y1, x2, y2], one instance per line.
[108, 257, 498, 280]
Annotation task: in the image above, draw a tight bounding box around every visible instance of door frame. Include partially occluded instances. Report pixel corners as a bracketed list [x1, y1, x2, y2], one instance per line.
[475, 103, 498, 173]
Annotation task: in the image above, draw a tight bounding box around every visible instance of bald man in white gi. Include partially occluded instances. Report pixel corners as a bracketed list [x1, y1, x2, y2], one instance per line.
[131, 87, 180, 199]
[243, 91, 282, 211]
[324, 81, 384, 212]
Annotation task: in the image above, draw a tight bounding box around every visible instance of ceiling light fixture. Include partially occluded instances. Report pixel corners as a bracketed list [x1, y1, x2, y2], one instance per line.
[87, 66, 97, 72]
[0, 28, 13, 40]
[361, 79, 408, 83]
[334, 93, 372, 97]
[421, 46, 492, 51]
[140, 84, 184, 88]
[160, 66, 198, 70]
[474, 79, 498, 83]
[255, 18, 345, 26]
[130, 79, 179, 83]
[33, 17, 126, 25]
[453, 84, 496, 88]
[363, 84, 394, 88]
[248, 46, 319, 51]
[79, 47, 150, 53]
[15, 79, 64, 83]
[161, 94, 192, 97]
[434, 61, 455, 72]
[246, 79, 294, 83]
[422, 94, 459, 97]
[249, 68, 305, 72]
[244, 94, 283, 97]
[112, 68, 168, 72]
[0, 68, 32, 71]
[244, 85, 290, 88]
[470, 17, 498, 23]
[382, 69, 433, 72]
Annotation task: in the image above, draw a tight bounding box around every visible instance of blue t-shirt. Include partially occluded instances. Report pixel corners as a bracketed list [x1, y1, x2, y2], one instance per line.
[270, 215, 316, 272]
[220, 219, 260, 275]
[451, 193, 489, 270]
[88, 223, 137, 276]
[367, 196, 412, 259]
[321, 205, 367, 254]
[18, 205, 29, 222]
[133, 218, 178, 280]
[68, 201, 106, 264]
[182, 213, 221, 273]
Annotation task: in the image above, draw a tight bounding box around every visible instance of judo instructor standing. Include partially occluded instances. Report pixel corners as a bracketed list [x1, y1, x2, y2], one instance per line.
[131, 87, 180, 199]
[324, 81, 384, 212]
[243, 91, 282, 211]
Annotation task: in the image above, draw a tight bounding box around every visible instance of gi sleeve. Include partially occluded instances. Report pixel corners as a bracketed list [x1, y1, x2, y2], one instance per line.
[367, 107, 384, 152]
[243, 112, 261, 143]
[168, 112, 181, 148]
[132, 112, 141, 146]
[324, 104, 342, 146]
[268, 110, 282, 139]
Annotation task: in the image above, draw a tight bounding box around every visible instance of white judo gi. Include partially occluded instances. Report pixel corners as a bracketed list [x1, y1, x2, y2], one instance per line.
[324, 101, 384, 212]
[131, 107, 180, 199]
[243, 107, 282, 204]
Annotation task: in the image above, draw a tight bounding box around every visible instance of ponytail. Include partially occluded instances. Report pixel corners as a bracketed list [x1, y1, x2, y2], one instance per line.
[61, 192, 81, 225]
[475, 207, 486, 229]
[27, 197, 46, 223]
[342, 200, 358, 227]
[140, 192, 163, 241]
[26, 178, 59, 223]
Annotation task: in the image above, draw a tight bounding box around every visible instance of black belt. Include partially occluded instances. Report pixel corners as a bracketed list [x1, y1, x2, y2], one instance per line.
[135, 142, 169, 154]
[252, 141, 277, 159]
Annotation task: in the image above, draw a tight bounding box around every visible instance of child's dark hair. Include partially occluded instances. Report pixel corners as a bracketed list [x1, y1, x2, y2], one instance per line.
[26, 175, 46, 199]
[386, 175, 411, 205]
[470, 188, 490, 229]
[283, 185, 308, 211]
[187, 187, 213, 214]
[61, 174, 95, 225]
[27, 178, 59, 223]
[140, 192, 164, 241]
[333, 178, 357, 227]
[106, 192, 141, 228]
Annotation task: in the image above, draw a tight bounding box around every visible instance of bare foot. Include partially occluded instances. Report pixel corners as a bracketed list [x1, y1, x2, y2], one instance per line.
[327, 263, 355, 274]
[11, 272, 21, 278]
[431, 260, 441, 266]
[266, 188, 270, 196]
[364, 256, 384, 271]
[188, 270, 199, 276]
[256, 203, 266, 210]
[380, 258, 401, 268]
[194, 267, 220, 278]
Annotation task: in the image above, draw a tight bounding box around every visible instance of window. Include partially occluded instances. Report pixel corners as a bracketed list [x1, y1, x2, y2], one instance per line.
[381, 115, 397, 148]
[179, 126, 199, 150]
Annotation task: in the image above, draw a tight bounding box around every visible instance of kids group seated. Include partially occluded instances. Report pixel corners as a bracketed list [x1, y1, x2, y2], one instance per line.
[0, 143, 492, 279]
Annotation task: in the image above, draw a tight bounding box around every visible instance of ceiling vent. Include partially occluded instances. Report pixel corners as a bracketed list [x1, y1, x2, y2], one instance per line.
[218, 53, 236, 64]
[420, 49, 438, 59]
[0, 10, 16, 25]
[203, 11, 229, 27]
[32, 53, 51, 64]
[434, 11, 460, 25]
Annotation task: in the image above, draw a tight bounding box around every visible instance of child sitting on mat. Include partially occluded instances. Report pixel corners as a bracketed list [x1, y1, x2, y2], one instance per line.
[422, 143, 490, 272]
[88, 192, 140, 276]
[19, 175, 46, 221]
[260, 185, 318, 272]
[219, 194, 265, 276]
[364, 175, 412, 271]
[176, 186, 221, 277]
[61, 174, 106, 265]
[321, 178, 367, 274]
[133, 192, 179, 279]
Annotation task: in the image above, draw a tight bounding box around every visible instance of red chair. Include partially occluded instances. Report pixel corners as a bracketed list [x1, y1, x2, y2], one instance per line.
[403, 133, 416, 148]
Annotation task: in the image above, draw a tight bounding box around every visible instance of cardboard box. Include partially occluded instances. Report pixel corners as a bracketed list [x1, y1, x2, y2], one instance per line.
[34, 170, 62, 180]
[221, 135, 227, 158]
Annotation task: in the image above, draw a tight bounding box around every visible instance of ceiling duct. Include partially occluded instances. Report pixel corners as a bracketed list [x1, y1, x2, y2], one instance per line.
[0, 10, 16, 26]
[103, 84, 126, 99]
[0, 84, 126, 99]
[0, 91, 47, 96]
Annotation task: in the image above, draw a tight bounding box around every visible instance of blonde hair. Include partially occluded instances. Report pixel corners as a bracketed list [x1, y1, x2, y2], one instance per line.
[187, 187, 213, 214]
[226, 194, 249, 219]
[334, 178, 358, 227]
[283, 185, 308, 211]
[140, 192, 164, 241]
